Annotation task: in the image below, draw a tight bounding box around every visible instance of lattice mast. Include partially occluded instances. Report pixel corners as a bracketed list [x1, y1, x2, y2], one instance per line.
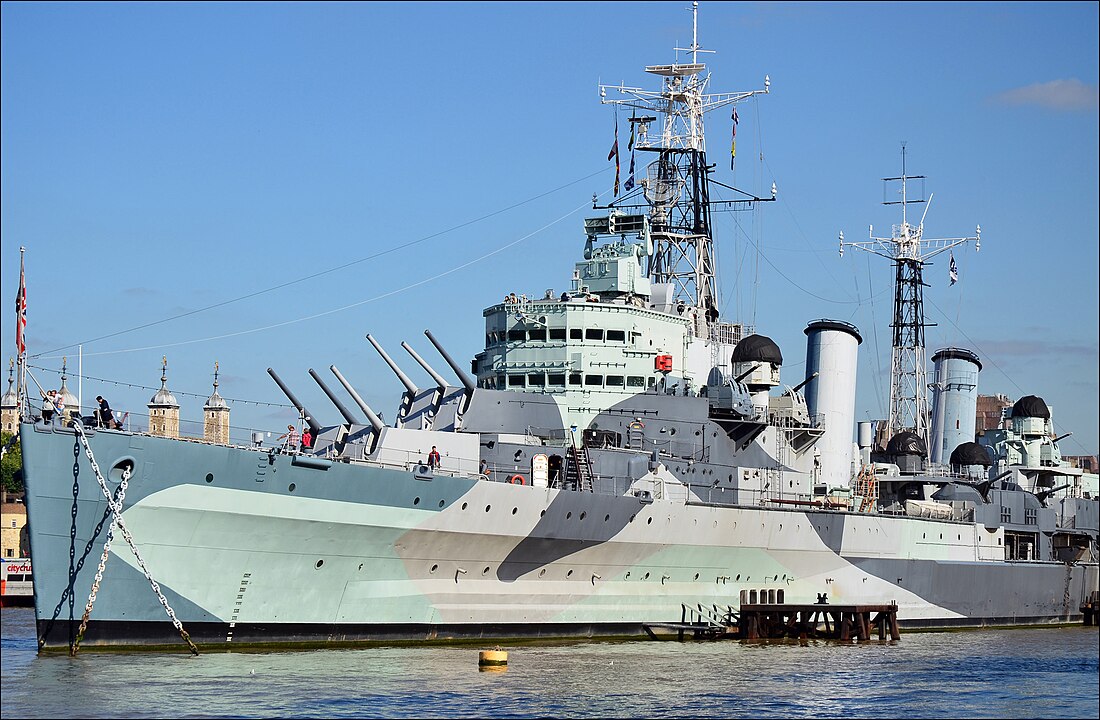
[840, 146, 981, 452]
[598, 1, 770, 315]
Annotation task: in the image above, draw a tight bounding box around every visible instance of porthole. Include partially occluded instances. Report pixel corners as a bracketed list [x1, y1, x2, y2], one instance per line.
[567, 512, 573, 520]
[540, 509, 546, 517]
[462, 502, 469, 510]
[643, 572, 650, 580]
[439, 499, 445, 508]
[539, 569, 546, 577]
[413, 497, 420, 506]
[567, 569, 574, 578]
[512, 507, 518, 515]
[358, 563, 364, 571]
[604, 514, 610, 522]
[288, 483, 296, 492]
[315, 560, 324, 569]
[629, 514, 635, 522]
[482, 566, 491, 575]
[647, 517, 653, 525]
[694, 573, 700, 581]
[205, 473, 214, 483]
[579, 512, 586, 520]
[486, 505, 492, 513]
[430, 564, 438, 573]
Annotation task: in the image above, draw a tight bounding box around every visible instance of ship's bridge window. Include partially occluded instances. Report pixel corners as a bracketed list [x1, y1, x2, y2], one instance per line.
[647, 377, 656, 388]
[585, 329, 604, 341]
[549, 328, 567, 341]
[508, 375, 526, 387]
[627, 376, 645, 388]
[508, 329, 526, 342]
[570, 328, 583, 340]
[569, 373, 582, 386]
[607, 330, 625, 342]
[606, 376, 625, 387]
[528, 328, 547, 342]
[495, 375, 506, 389]
[528, 373, 545, 387]
[585, 375, 603, 386]
[548, 373, 566, 386]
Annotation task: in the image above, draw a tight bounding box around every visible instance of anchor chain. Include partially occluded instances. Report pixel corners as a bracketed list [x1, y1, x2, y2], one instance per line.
[70, 421, 199, 655]
[72, 464, 130, 654]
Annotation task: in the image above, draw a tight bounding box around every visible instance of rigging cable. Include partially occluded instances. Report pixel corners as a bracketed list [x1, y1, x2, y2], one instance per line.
[32, 166, 609, 359]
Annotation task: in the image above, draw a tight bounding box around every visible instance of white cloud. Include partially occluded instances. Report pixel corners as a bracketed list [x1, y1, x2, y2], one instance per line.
[993, 79, 1099, 111]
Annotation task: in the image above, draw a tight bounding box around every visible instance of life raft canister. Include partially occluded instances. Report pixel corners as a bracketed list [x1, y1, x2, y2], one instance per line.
[508, 474, 526, 485]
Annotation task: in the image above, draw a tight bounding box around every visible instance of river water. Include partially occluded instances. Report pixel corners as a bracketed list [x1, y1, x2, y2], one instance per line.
[2, 607, 1097, 719]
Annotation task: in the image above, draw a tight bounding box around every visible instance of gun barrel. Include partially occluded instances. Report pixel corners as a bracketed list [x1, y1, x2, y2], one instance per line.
[366, 334, 419, 395]
[267, 368, 322, 436]
[401, 342, 448, 390]
[309, 368, 361, 425]
[791, 371, 820, 394]
[329, 365, 386, 433]
[424, 329, 476, 392]
[734, 365, 758, 383]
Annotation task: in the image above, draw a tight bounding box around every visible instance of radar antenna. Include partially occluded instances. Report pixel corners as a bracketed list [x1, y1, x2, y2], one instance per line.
[597, 0, 771, 314]
[839, 144, 981, 453]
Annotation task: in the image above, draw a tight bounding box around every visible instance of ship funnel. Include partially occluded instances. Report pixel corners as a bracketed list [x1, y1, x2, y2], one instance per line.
[366, 334, 419, 395]
[401, 342, 448, 391]
[309, 368, 361, 425]
[929, 348, 981, 465]
[424, 329, 476, 393]
[803, 320, 862, 489]
[267, 368, 322, 436]
[329, 365, 386, 433]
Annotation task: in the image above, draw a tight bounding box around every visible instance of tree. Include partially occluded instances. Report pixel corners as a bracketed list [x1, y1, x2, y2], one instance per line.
[1, 431, 22, 495]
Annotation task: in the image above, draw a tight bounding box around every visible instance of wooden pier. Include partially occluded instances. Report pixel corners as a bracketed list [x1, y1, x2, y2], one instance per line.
[643, 601, 901, 642]
[739, 602, 900, 641]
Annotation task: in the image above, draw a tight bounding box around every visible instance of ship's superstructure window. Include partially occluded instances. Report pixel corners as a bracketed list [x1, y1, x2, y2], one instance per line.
[585, 329, 604, 341]
[569, 374, 582, 385]
[606, 376, 625, 387]
[508, 329, 526, 342]
[509, 375, 525, 387]
[1001, 506, 1012, 523]
[628, 376, 645, 387]
[570, 329, 583, 340]
[1024, 507, 1037, 525]
[585, 375, 603, 386]
[528, 328, 547, 342]
[607, 330, 626, 342]
[549, 328, 567, 341]
[548, 374, 566, 386]
[528, 373, 545, 387]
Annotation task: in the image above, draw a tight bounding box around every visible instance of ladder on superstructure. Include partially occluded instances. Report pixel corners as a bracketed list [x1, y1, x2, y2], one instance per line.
[566, 439, 594, 492]
[854, 465, 879, 513]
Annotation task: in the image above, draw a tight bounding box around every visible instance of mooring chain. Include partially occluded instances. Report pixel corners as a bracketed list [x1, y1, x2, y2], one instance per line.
[72, 464, 130, 655]
[71, 422, 199, 655]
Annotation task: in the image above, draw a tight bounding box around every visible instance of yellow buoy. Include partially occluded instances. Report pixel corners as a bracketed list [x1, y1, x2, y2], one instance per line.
[478, 648, 508, 670]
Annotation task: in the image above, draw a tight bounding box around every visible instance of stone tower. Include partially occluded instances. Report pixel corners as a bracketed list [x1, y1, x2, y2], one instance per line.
[203, 362, 230, 444]
[148, 356, 180, 438]
[57, 357, 80, 425]
[1, 359, 17, 435]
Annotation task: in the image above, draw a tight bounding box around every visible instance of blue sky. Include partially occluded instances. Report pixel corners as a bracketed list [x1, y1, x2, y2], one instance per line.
[2, 1, 1098, 455]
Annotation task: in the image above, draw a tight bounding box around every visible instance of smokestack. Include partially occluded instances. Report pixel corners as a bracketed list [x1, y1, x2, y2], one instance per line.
[803, 320, 862, 488]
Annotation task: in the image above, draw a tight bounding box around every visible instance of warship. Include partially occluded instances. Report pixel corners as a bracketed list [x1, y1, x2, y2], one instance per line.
[14, 5, 1099, 652]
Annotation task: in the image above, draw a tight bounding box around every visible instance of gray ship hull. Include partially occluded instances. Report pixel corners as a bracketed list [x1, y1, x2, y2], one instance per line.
[23, 422, 1098, 651]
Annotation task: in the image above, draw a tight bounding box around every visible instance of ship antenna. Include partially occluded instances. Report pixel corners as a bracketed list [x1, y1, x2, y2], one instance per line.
[840, 145, 982, 454]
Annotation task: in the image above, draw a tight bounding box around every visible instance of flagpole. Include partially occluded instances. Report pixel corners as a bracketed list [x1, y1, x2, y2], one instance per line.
[16, 246, 27, 421]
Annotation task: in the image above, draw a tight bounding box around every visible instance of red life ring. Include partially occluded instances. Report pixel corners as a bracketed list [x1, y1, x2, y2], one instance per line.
[508, 474, 526, 485]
